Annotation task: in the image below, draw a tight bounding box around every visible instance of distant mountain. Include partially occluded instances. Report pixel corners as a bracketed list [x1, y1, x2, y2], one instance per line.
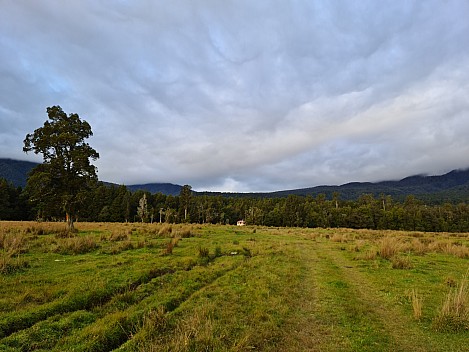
[126, 183, 182, 196]
[0, 158, 39, 187]
[196, 169, 469, 203]
[0, 158, 183, 196]
[2, 158, 469, 202]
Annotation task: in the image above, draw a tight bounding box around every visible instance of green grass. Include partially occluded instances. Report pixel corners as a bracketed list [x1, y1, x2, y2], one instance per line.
[0, 222, 468, 351]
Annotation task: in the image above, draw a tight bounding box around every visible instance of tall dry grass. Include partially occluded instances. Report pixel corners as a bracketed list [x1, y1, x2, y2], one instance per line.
[433, 274, 469, 332]
[410, 289, 423, 320]
[0, 228, 29, 273]
[378, 236, 401, 260]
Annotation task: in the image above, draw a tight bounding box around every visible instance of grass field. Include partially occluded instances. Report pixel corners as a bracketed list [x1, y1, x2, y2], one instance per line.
[1, 221, 468, 351]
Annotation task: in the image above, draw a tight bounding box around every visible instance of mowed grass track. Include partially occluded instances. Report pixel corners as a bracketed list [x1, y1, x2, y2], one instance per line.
[0, 222, 468, 351]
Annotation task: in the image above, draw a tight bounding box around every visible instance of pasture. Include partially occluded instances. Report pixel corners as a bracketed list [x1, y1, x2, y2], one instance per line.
[0, 221, 468, 351]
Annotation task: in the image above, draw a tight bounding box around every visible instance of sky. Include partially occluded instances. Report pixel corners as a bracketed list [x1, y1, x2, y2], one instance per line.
[1, 1, 469, 192]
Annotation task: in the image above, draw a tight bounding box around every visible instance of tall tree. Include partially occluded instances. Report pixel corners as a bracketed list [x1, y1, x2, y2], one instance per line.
[179, 184, 192, 222]
[137, 193, 148, 223]
[23, 106, 99, 232]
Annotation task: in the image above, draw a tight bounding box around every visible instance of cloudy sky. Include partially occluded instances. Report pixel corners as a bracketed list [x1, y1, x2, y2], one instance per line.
[1, 1, 469, 192]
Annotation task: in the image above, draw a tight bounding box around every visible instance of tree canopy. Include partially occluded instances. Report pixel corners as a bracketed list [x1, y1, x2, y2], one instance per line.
[23, 106, 99, 231]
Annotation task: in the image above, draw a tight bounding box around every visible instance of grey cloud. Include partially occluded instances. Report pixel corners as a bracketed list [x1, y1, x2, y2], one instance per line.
[1, 1, 469, 191]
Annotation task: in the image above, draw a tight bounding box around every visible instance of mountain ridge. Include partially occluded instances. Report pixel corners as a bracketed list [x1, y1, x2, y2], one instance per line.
[1, 158, 469, 202]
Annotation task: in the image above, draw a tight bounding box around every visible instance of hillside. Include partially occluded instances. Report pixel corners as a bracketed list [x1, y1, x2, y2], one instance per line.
[0, 158, 182, 196]
[270, 169, 469, 202]
[0, 158, 39, 187]
[126, 183, 182, 196]
[196, 169, 469, 203]
[2, 158, 469, 202]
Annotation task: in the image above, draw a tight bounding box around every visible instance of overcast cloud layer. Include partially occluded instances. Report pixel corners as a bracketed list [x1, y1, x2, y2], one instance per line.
[1, 1, 469, 192]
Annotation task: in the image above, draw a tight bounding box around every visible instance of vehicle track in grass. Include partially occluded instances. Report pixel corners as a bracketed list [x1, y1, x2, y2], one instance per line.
[275, 239, 352, 351]
[277, 238, 449, 352]
[0, 255, 244, 351]
[59, 256, 245, 352]
[0, 265, 178, 340]
[310, 243, 458, 352]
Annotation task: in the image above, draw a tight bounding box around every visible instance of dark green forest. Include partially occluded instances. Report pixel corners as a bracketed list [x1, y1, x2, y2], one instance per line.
[2, 177, 469, 232]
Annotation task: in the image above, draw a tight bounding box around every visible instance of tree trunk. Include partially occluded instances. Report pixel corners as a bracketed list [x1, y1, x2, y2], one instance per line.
[66, 212, 75, 233]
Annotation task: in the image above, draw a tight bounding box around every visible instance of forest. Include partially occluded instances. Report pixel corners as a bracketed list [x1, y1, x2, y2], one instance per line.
[2, 178, 469, 232]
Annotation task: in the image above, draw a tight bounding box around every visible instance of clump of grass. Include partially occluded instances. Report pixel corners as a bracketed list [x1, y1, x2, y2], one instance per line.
[55, 236, 98, 255]
[151, 305, 215, 351]
[26, 226, 46, 236]
[1, 255, 30, 274]
[163, 238, 179, 256]
[242, 246, 252, 259]
[429, 241, 469, 259]
[391, 255, 413, 269]
[356, 249, 377, 261]
[175, 226, 193, 238]
[1, 230, 29, 274]
[141, 306, 167, 332]
[433, 275, 469, 332]
[119, 241, 134, 251]
[410, 238, 428, 255]
[445, 245, 469, 259]
[350, 239, 366, 252]
[410, 289, 423, 320]
[428, 240, 453, 254]
[378, 236, 401, 260]
[198, 246, 210, 258]
[158, 224, 173, 236]
[331, 234, 348, 243]
[214, 246, 222, 258]
[445, 277, 458, 288]
[109, 231, 129, 241]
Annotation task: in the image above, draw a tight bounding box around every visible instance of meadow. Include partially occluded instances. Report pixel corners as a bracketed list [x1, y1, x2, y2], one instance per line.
[0, 221, 468, 351]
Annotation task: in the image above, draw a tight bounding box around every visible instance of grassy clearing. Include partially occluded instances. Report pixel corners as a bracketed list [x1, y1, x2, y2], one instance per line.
[0, 222, 468, 351]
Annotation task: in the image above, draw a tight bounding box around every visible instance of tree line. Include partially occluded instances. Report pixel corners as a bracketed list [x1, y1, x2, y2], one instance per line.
[2, 178, 469, 232]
